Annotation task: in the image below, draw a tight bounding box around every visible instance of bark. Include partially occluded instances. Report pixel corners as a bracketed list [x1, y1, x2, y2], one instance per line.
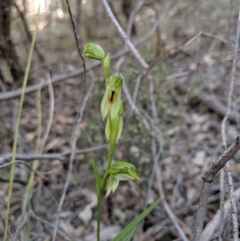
[0, 0, 23, 82]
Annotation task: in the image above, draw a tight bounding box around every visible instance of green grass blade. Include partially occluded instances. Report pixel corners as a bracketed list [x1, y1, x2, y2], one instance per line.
[3, 9, 40, 241]
[112, 198, 161, 241]
[121, 226, 137, 241]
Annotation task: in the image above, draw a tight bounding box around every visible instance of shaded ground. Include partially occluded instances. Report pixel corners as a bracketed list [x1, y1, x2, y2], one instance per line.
[0, 0, 240, 240]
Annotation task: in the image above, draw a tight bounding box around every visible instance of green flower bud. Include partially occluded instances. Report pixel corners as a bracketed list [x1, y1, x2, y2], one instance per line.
[103, 53, 110, 78]
[83, 43, 106, 62]
[106, 73, 123, 90]
[101, 74, 123, 120]
[105, 161, 139, 197]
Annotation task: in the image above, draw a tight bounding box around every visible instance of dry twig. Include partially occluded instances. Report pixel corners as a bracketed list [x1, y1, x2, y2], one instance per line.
[51, 77, 93, 240]
[100, 0, 149, 69]
[193, 136, 240, 241]
[219, 12, 240, 241]
[0, 144, 108, 164]
[52, 1, 87, 239]
[149, 78, 189, 241]
[200, 187, 240, 241]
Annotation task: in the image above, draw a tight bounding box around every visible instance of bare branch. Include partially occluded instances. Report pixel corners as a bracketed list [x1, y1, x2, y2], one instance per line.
[0, 2, 174, 102]
[200, 187, 240, 241]
[100, 0, 149, 69]
[219, 168, 225, 241]
[52, 1, 87, 239]
[183, 30, 240, 52]
[193, 136, 240, 241]
[30, 210, 70, 240]
[126, 0, 144, 36]
[52, 76, 93, 240]
[149, 78, 189, 241]
[219, 12, 240, 241]
[0, 144, 108, 164]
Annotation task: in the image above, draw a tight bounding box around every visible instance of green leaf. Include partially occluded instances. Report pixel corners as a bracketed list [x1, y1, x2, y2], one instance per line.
[121, 226, 137, 241]
[92, 160, 102, 192]
[111, 199, 161, 241]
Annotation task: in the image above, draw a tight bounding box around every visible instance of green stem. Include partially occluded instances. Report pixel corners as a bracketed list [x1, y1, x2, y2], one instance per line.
[96, 141, 116, 241]
[101, 142, 116, 194]
[3, 9, 39, 241]
[106, 142, 116, 170]
[97, 192, 102, 241]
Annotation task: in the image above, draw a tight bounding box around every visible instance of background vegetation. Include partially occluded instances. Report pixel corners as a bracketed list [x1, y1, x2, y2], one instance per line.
[0, 0, 240, 240]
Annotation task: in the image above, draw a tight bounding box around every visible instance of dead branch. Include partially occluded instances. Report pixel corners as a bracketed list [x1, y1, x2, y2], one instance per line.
[200, 187, 240, 241]
[100, 0, 149, 69]
[52, 1, 87, 239]
[0, 144, 109, 164]
[219, 12, 240, 241]
[0, 3, 174, 102]
[149, 77, 189, 241]
[193, 136, 240, 241]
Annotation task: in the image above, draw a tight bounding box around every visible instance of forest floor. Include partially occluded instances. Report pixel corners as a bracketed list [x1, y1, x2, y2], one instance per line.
[0, 0, 240, 240]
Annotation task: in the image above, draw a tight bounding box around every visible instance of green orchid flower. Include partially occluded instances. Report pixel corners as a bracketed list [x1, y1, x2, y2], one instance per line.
[83, 43, 106, 62]
[101, 73, 123, 120]
[105, 161, 139, 197]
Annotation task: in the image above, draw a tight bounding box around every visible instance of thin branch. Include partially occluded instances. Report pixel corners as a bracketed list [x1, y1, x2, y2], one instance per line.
[219, 12, 240, 241]
[40, 73, 54, 152]
[13, 215, 28, 241]
[0, 2, 174, 102]
[100, 0, 149, 69]
[30, 210, 70, 240]
[52, 76, 94, 241]
[132, 73, 142, 104]
[134, 0, 174, 46]
[126, 0, 144, 36]
[219, 168, 225, 241]
[51, 1, 87, 239]
[200, 187, 240, 241]
[193, 136, 240, 241]
[149, 78, 188, 241]
[183, 30, 240, 51]
[0, 144, 108, 164]
[65, 0, 85, 67]
[203, 138, 240, 182]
